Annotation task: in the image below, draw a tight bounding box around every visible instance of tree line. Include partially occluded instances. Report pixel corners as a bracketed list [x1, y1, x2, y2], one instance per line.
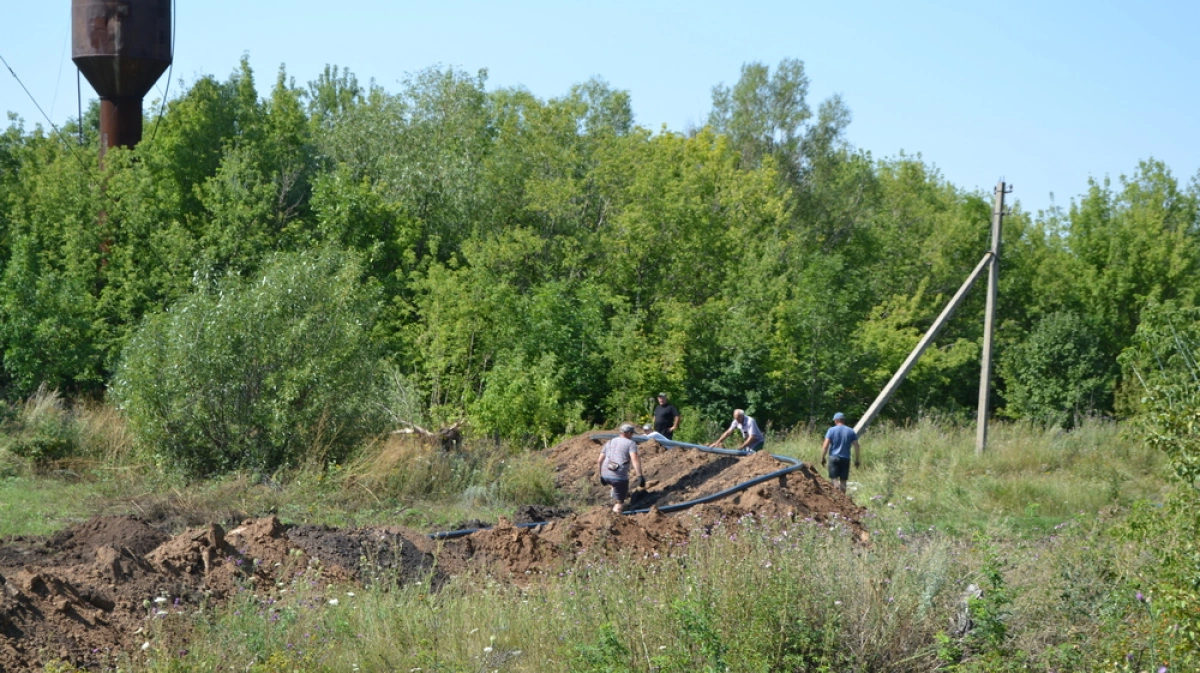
[1, 57, 1197, 456]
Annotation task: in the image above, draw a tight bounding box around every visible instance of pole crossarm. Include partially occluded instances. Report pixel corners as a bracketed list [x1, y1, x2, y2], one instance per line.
[854, 251, 995, 436]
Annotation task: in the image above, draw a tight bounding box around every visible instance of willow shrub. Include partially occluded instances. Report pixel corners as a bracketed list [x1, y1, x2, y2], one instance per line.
[112, 248, 386, 477]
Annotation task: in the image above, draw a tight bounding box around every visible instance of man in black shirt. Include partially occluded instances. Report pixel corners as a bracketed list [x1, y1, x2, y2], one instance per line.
[652, 392, 681, 440]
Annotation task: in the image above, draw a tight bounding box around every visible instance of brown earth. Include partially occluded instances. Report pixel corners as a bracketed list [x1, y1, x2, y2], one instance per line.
[0, 432, 865, 671]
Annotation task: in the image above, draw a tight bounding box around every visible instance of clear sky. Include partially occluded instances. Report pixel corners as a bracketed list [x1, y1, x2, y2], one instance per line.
[3, 1, 1197, 215]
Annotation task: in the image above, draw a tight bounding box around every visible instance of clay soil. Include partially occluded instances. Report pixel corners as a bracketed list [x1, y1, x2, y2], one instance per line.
[0, 432, 865, 671]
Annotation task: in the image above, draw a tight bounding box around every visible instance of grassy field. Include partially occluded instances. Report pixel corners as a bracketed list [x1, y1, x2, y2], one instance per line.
[2, 404, 1191, 671]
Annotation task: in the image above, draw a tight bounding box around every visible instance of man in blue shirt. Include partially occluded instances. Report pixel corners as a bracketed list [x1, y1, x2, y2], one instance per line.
[821, 412, 861, 493]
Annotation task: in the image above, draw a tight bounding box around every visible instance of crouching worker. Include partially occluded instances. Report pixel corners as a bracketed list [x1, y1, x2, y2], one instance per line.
[598, 423, 645, 514]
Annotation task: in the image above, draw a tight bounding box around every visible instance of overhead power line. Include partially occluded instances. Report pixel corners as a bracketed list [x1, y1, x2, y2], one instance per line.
[1, 52, 94, 172]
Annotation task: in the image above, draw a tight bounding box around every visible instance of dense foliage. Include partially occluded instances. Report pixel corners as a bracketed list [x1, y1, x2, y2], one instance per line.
[1116, 302, 1200, 658]
[111, 248, 385, 476]
[2, 57, 1199, 448]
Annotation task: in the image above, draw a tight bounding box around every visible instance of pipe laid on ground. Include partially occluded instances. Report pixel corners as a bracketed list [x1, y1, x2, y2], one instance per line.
[428, 434, 806, 540]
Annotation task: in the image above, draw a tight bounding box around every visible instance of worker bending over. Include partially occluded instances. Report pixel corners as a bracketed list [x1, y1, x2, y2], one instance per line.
[710, 409, 765, 452]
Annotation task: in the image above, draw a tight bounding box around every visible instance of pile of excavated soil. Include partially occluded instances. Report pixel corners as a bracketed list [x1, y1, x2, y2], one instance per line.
[287, 523, 434, 586]
[547, 432, 866, 529]
[0, 432, 866, 670]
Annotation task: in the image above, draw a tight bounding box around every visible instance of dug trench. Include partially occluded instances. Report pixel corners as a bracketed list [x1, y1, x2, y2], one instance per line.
[0, 433, 865, 671]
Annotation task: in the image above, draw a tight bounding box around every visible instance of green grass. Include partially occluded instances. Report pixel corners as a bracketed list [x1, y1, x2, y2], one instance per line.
[0, 475, 107, 537]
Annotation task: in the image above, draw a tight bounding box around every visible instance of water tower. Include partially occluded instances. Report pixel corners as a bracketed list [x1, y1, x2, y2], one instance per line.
[72, 0, 172, 158]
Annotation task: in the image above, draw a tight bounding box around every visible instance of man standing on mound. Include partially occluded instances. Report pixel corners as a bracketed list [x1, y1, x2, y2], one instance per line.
[710, 408, 765, 452]
[598, 423, 645, 514]
[821, 412, 861, 493]
[652, 392, 681, 440]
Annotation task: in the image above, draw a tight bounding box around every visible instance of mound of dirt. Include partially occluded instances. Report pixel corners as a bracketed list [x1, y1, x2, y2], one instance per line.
[547, 432, 866, 532]
[436, 506, 691, 578]
[512, 504, 574, 524]
[0, 516, 359, 671]
[0, 516, 168, 568]
[287, 524, 432, 585]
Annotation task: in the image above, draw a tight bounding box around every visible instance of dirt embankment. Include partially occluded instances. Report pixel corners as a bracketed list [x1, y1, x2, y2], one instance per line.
[0, 432, 865, 671]
[549, 433, 866, 525]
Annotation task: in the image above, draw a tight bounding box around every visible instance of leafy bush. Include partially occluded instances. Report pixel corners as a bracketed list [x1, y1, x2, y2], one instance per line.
[1000, 310, 1110, 427]
[1112, 301, 1200, 661]
[469, 353, 584, 447]
[112, 248, 386, 477]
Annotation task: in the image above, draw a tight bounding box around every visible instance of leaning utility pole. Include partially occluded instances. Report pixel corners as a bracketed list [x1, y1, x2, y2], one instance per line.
[854, 251, 993, 437]
[976, 181, 1010, 455]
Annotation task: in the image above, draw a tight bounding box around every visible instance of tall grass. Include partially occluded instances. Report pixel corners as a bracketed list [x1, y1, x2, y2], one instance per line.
[130, 509, 1188, 672]
[132, 517, 970, 672]
[769, 416, 1167, 535]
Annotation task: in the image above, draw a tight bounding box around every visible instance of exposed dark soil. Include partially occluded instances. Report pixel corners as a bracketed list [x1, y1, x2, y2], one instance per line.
[0, 432, 865, 671]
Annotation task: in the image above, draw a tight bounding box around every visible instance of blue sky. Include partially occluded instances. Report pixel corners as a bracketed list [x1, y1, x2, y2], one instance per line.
[4, 1, 1197, 215]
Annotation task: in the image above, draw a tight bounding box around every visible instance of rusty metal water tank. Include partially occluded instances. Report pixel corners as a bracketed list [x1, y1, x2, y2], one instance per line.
[72, 0, 172, 154]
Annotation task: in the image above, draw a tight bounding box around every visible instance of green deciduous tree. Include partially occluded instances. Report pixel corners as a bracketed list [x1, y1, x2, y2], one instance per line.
[999, 310, 1110, 427]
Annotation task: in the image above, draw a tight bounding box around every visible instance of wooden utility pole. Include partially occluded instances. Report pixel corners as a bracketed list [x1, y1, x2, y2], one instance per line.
[976, 181, 1010, 455]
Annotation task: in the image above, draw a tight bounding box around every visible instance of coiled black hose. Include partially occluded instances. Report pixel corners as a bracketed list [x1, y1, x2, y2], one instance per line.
[429, 434, 806, 540]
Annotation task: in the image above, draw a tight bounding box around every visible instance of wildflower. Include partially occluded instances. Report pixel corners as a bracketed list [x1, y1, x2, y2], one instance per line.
[1136, 591, 1145, 602]
[328, 598, 339, 606]
[141, 642, 151, 651]
[483, 646, 493, 654]
[346, 591, 355, 597]
[154, 596, 168, 604]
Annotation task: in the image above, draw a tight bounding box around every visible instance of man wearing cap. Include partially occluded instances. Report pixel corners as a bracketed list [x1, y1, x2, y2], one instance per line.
[710, 409, 765, 452]
[652, 393, 681, 440]
[821, 412, 861, 493]
[598, 423, 645, 514]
